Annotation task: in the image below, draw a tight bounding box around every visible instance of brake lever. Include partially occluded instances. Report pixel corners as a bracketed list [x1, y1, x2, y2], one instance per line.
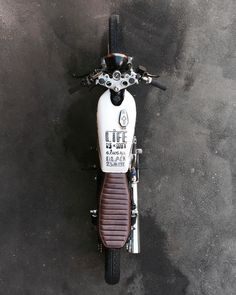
[147, 73, 160, 78]
[137, 65, 159, 79]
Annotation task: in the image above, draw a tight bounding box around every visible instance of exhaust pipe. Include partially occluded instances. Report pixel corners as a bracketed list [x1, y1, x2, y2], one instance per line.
[128, 182, 140, 254]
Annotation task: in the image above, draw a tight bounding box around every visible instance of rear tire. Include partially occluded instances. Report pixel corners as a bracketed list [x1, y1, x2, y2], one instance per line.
[109, 14, 122, 54]
[105, 248, 120, 285]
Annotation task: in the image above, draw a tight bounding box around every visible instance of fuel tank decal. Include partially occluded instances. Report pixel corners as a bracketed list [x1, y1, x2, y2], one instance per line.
[119, 109, 129, 127]
[105, 130, 127, 148]
[105, 129, 127, 167]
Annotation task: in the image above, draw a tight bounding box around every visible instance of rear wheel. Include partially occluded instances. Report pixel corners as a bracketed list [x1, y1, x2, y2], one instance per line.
[105, 248, 120, 285]
[109, 14, 122, 54]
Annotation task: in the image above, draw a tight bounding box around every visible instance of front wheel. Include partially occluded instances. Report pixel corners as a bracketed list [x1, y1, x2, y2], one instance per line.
[109, 14, 122, 54]
[105, 248, 120, 284]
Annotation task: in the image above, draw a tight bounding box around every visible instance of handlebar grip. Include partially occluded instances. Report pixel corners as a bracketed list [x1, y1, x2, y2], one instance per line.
[68, 83, 81, 94]
[150, 79, 167, 91]
[69, 78, 90, 94]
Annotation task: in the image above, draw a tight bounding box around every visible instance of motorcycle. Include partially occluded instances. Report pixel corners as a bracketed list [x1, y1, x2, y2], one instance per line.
[70, 15, 166, 284]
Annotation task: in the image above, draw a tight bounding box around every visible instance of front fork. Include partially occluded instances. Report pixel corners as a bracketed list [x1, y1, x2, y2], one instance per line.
[126, 136, 142, 254]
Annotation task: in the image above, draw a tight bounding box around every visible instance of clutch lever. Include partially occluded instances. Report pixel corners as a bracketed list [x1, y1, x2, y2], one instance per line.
[71, 72, 90, 79]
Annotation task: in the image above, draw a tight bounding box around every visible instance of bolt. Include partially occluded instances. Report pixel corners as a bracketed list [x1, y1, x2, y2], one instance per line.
[129, 78, 135, 84]
[114, 86, 120, 92]
[99, 78, 105, 84]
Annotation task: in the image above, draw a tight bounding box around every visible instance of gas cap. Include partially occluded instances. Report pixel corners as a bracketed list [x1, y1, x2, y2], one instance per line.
[119, 109, 129, 127]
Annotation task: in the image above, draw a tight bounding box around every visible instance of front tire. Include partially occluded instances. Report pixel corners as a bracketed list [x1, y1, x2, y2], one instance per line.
[105, 248, 120, 285]
[109, 14, 122, 54]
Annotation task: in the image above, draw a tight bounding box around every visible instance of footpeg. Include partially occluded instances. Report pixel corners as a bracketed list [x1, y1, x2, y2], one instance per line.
[137, 148, 143, 154]
[90, 209, 98, 225]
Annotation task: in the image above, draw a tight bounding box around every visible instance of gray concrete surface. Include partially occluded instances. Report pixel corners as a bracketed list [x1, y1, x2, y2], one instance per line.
[0, 0, 236, 294]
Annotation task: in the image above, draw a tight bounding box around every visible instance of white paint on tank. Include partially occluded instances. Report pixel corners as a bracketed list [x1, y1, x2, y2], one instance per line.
[97, 89, 136, 173]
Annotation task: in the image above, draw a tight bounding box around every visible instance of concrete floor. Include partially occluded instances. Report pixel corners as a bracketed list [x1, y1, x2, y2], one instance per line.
[0, 0, 236, 294]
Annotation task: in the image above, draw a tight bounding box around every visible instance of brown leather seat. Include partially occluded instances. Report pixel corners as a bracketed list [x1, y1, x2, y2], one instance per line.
[99, 173, 131, 248]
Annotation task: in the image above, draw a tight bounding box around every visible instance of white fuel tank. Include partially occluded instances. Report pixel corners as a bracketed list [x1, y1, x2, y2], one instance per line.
[97, 89, 136, 173]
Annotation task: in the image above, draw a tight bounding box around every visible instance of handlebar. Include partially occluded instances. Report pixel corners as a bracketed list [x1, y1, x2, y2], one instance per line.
[68, 75, 95, 94]
[69, 84, 82, 94]
[149, 78, 167, 91]
[137, 66, 166, 91]
[68, 67, 167, 94]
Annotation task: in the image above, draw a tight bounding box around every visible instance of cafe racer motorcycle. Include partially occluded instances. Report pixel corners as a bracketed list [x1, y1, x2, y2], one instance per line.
[70, 15, 166, 284]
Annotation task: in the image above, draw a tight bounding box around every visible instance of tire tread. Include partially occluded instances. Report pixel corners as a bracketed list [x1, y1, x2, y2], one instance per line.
[105, 248, 120, 285]
[109, 15, 122, 53]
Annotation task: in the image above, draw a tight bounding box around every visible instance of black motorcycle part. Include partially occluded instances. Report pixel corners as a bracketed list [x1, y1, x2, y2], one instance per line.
[104, 54, 129, 73]
[105, 248, 120, 285]
[109, 14, 122, 53]
[110, 89, 124, 106]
